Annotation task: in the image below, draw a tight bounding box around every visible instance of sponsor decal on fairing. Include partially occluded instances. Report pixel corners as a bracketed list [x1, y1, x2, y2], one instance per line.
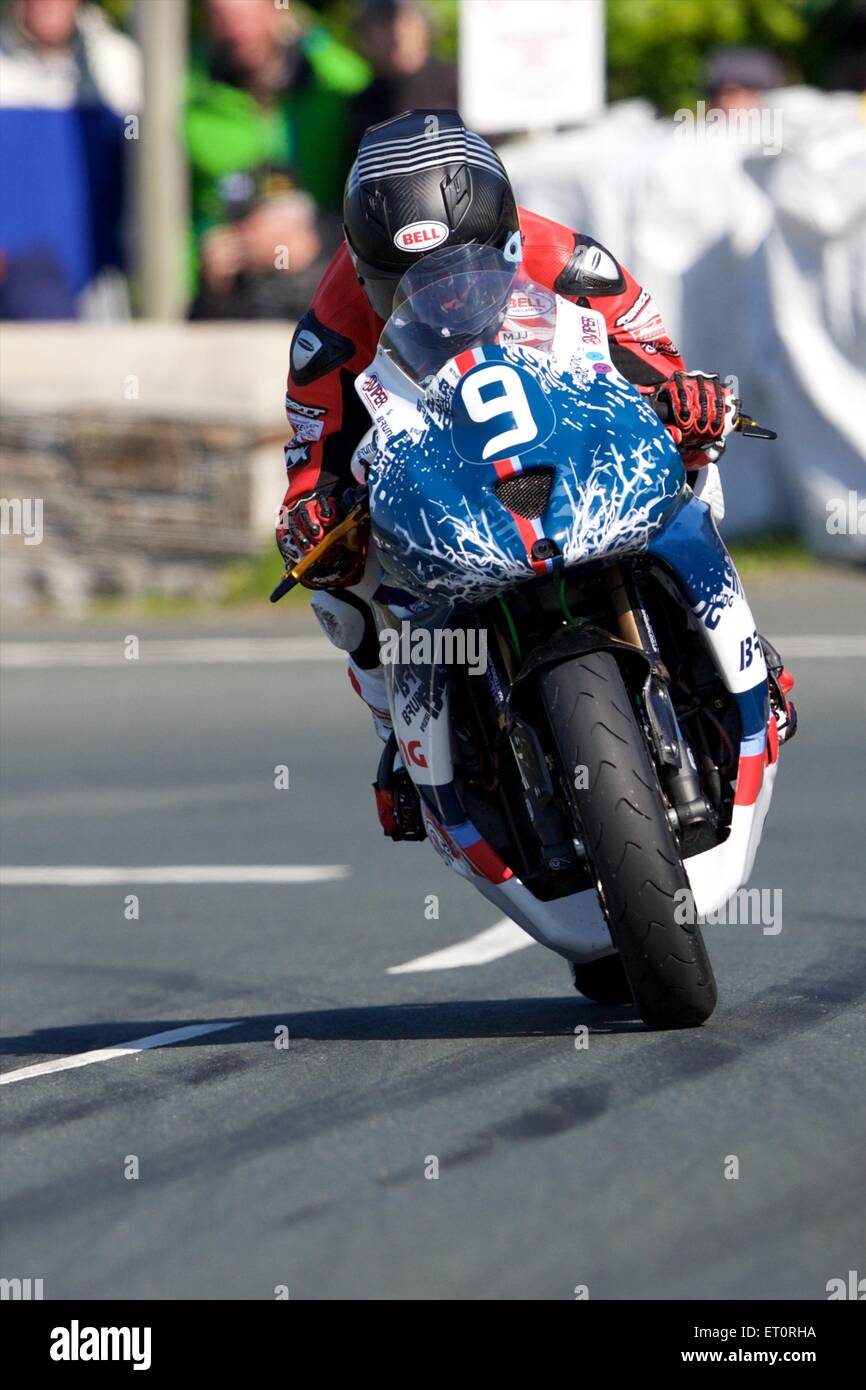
[360, 374, 389, 409]
[506, 289, 556, 320]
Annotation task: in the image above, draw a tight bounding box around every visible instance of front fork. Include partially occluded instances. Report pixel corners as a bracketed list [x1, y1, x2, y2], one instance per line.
[606, 563, 711, 831]
[478, 615, 582, 877]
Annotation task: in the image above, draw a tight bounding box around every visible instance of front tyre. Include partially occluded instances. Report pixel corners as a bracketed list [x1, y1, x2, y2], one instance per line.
[540, 651, 717, 1029]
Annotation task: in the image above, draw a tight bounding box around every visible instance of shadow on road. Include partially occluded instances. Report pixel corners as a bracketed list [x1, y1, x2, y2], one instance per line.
[0, 996, 645, 1062]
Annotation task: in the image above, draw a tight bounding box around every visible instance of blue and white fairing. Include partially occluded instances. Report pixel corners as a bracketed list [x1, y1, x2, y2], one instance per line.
[646, 496, 777, 916]
[350, 270, 777, 958]
[354, 286, 685, 604]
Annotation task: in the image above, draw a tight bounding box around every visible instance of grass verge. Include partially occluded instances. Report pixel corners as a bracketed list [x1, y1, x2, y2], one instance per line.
[18, 532, 819, 625]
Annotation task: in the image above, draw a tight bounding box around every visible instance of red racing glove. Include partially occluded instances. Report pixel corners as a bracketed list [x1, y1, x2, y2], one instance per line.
[652, 371, 738, 466]
[276, 491, 367, 589]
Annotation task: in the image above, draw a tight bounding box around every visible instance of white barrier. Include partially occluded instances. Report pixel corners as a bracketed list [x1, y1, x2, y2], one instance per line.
[503, 88, 866, 557]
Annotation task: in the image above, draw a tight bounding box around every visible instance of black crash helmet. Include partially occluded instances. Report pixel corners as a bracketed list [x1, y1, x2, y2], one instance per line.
[343, 108, 521, 320]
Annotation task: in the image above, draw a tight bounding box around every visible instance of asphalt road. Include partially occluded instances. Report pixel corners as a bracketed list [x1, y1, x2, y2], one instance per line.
[1, 570, 865, 1301]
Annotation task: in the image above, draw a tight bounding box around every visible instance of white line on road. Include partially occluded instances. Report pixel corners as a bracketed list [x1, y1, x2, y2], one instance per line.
[1, 780, 272, 817]
[769, 635, 866, 658]
[1, 634, 864, 669]
[0, 637, 342, 668]
[388, 917, 534, 973]
[0, 865, 351, 886]
[0, 1021, 241, 1087]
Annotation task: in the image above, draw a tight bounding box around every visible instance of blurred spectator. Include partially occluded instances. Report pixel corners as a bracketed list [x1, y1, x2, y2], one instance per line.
[0, 0, 141, 320]
[186, 0, 369, 320]
[350, 0, 458, 147]
[703, 47, 785, 113]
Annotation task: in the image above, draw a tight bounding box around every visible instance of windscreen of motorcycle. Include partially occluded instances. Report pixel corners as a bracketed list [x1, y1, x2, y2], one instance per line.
[365, 254, 685, 604]
[382, 243, 537, 383]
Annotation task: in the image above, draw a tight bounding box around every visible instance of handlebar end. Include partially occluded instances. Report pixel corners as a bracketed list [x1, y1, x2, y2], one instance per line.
[269, 573, 298, 603]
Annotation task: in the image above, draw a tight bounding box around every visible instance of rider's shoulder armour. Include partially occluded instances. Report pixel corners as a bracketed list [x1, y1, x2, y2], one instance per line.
[289, 310, 355, 387]
[554, 234, 627, 299]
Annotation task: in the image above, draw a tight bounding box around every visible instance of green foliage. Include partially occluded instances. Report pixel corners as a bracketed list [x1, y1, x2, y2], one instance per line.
[95, 0, 132, 27]
[93, 0, 458, 59]
[220, 544, 310, 608]
[77, 530, 818, 624]
[82, 543, 310, 620]
[93, 0, 836, 106]
[727, 531, 817, 579]
[606, 0, 812, 113]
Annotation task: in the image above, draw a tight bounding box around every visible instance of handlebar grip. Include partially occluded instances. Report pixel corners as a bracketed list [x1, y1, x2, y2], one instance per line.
[269, 572, 299, 603]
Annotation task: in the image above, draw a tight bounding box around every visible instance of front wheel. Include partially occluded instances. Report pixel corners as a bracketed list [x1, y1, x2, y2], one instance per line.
[539, 651, 717, 1029]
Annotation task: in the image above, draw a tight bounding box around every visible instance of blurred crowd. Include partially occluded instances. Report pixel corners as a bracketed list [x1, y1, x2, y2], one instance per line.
[0, 0, 457, 320]
[0, 0, 862, 322]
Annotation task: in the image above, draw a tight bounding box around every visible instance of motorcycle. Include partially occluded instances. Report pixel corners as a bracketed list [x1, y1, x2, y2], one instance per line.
[276, 244, 785, 1030]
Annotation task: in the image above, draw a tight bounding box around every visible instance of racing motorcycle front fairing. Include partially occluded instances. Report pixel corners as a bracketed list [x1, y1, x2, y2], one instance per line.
[352, 253, 777, 957]
[356, 266, 685, 604]
[646, 493, 778, 916]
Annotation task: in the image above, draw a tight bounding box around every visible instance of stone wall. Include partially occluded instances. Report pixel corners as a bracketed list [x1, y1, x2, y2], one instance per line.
[0, 323, 292, 614]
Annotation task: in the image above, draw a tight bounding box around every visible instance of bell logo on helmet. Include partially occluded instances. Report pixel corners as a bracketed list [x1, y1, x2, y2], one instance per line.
[394, 221, 450, 253]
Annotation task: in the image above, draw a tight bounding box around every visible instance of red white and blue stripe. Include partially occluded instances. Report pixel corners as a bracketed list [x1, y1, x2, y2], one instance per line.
[454, 347, 556, 576]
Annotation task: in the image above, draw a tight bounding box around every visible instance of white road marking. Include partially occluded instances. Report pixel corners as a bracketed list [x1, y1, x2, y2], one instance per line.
[2, 780, 271, 817]
[1, 634, 864, 670]
[388, 917, 534, 973]
[0, 865, 350, 886]
[769, 635, 866, 658]
[0, 1021, 241, 1087]
[0, 636, 343, 668]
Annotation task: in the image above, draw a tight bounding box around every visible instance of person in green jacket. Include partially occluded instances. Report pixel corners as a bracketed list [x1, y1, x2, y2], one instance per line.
[185, 0, 370, 318]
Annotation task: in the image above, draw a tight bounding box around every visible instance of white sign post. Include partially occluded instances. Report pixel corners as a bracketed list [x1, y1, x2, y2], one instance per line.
[459, 0, 605, 134]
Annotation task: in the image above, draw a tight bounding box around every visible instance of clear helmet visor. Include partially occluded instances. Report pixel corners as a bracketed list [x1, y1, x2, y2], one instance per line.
[353, 229, 522, 324]
[383, 241, 522, 380]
